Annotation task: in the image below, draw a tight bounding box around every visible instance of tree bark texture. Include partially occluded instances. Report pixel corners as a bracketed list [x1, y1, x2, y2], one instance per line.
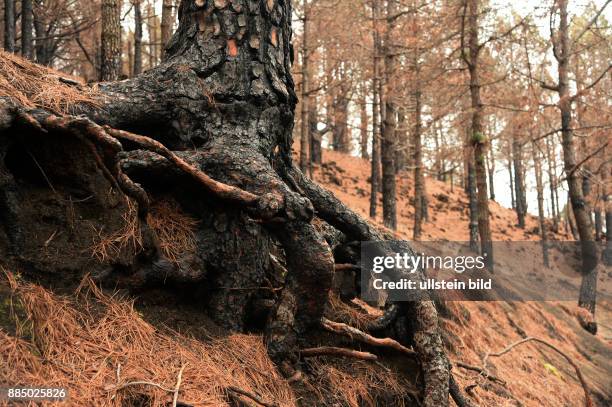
[100, 0, 122, 81]
[513, 135, 526, 228]
[21, 0, 34, 59]
[381, 0, 398, 230]
[465, 0, 493, 268]
[133, 0, 144, 76]
[555, 0, 598, 332]
[3, 0, 15, 52]
[299, 0, 310, 174]
[161, 0, 174, 52]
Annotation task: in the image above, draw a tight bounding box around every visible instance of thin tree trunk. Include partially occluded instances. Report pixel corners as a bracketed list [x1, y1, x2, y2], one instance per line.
[413, 86, 425, 240]
[369, 0, 381, 219]
[299, 0, 310, 174]
[466, 0, 493, 268]
[508, 155, 515, 209]
[395, 107, 407, 172]
[309, 106, 321, 165]
[133, 0, 143, 76]
[546, 135, 559, 231]
[381, 0, 398, 230]
[4, 0, 15, 52]
[100, 0, 122, 81]
[533, 141, 549, 267]
[467, 157, 479, 251]
[21, 0, 33, 59]
[513, 135, 526, 228]
[556, 0, 598, 331]
[161, 0, 174, 52]
[487, 138, 495, 201]
[360, 88, 369, 160]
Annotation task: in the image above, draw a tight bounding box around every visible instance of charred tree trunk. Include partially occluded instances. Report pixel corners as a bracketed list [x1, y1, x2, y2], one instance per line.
[507, 154, 515, 209]
[21, 0, 34, 59]
[133, 0, 144, 76]
[370, 0, 381, 219]
[395, 107, 407, 173]
[308, 105, 321, 165]
[513, 135, 526, 228]
[413, 88, 425, 240]
[381, 0, 398, 230]
[467, 157, 479, 252]
[360, 88, 369, 160]
[554, 0, 598, 333]
[546, 135, 559, 231]
[533, 141, 549, 267]
[464, 0, 492, 268]
[4, 0, 15, 52]
[487, 138, 495, 201]
[299, 0, 310, 174]
[100, 0, 122, 81]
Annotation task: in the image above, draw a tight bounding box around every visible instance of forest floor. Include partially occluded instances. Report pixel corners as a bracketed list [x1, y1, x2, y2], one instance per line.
[0, 147, 610, 406]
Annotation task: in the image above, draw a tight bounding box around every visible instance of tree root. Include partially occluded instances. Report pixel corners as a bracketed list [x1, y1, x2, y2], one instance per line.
[226, 386, 278, 407]
[300, 346, 378, 361]
[321, 318, 416, 357]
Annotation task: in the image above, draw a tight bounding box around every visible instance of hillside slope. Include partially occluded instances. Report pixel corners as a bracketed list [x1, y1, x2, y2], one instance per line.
[309, 149, 611, 406]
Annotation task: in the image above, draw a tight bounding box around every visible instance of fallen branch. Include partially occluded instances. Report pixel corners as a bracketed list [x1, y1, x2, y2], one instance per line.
[226, 386, 278, 407]
[321, 317, 416, 357]
[454, 360, 506, 385]
[482, 337, 592, 407]
[300, 346, 378, 361]
[172, 364, 187, 407]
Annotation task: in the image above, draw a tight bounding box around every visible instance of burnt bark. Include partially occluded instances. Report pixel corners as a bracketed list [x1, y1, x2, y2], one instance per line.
[4, 0, 15, 52]
[21, 0, 34, 59]
[133, 0, 144, 76]
[369, 0, 381, 219]
[381, 0, 398, 230]
[554, 0, 598, 332]
[533, 141, 549, 267]
[513, 135, 527, 228]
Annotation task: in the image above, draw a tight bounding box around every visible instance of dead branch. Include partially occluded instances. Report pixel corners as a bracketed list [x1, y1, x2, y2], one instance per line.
[453, 361, 506, 385]
[300, 346, 378, 361]
[482, 337, 593, 407]
[321, 318, 417, 357]
[226, 386, 278, 407]
[172, 364, 187, 407]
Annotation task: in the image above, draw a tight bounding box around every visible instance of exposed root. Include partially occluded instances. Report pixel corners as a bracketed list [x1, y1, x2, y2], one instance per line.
[301, 347, 378, 361]
[321, 318, 416, 357]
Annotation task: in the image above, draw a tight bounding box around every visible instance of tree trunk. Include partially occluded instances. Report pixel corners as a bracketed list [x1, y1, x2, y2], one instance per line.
[369, 0, 381, 219]
[299, 0, 310, 174]
[513, 135, 526, 228]
[413, 88, 425, 240]
[395, 107, 407, 173]
[546, 135, 559, 231]
[133, 0, 143, 76]
[556, 0, 598, 333]
[360, 87, 369, 160]
[508, 155, 515, 209]
[4, 0, 15, 52]
[466, 0, 492, 268]
[467, 157, 479, 251]
[100, 0, 122, 81]
[533, 141, 549, 267]
[487, 138, 495, 201]
[381, 0, 398, 230]
[161, 0, 174, 52]
[309, 106, 321, 165]
[21, 0, 34, 59]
